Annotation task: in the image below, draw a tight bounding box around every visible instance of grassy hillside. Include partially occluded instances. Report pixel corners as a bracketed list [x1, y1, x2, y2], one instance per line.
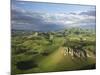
[11, 28, 96, 75]
[13, 47, 95, 74]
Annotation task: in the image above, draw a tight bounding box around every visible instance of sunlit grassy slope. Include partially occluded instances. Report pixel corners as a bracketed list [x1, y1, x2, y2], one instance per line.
[15, 47, 95, 74]
[12, 28, 96, 74]
[39, 47, 95, 72]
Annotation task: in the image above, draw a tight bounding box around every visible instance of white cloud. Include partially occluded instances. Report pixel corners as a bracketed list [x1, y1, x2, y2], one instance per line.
[39, 12, 95, 27]
[11, 5, 96, 31]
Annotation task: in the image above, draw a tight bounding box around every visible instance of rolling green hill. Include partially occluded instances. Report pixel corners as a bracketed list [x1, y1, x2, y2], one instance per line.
[11, 28, 96, 75]
[13, 47, 95, 74]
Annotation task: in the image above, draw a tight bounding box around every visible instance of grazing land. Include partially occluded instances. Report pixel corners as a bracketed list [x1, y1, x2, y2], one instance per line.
[11, 28, 96, 74]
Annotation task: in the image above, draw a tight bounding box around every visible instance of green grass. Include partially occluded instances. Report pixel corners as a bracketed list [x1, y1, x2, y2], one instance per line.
[13, 47, 95, 74]
[11, 28, 96, 74]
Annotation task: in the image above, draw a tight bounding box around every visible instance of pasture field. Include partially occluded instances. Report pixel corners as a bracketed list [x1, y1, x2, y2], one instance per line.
[11, 28, 96, 75]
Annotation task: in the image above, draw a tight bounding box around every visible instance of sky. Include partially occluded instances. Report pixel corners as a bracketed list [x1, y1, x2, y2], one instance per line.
[11, 0, 96, 31]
